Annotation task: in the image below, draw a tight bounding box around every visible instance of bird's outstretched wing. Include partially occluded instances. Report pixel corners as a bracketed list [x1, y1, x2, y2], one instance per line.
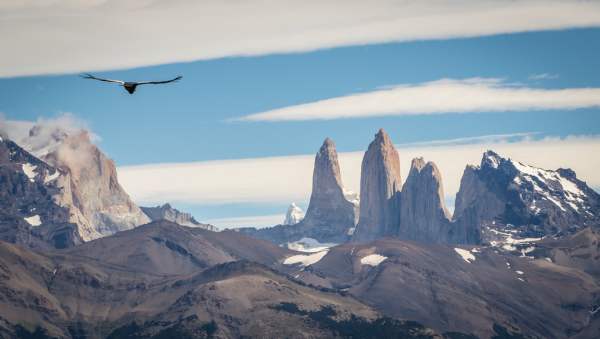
[80, 73, 125, 85]
[136, 76, 183, 85]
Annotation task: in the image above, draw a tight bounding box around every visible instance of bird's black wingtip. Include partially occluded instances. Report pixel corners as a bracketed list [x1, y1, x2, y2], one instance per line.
[80, 73, 93, 78]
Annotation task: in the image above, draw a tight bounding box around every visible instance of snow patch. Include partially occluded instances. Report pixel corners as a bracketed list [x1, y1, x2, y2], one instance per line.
[360, 254, 388, 266]
[44, 170, 60, 184]
[343, 189, 360, 206]
[22, 163, 37, 182]
[286, 237, 337, 253]
[24, 215, 41, 226]
[487, 225, 542, 253]
[454, 248, 476, 263]
[283, 250, 328, 266]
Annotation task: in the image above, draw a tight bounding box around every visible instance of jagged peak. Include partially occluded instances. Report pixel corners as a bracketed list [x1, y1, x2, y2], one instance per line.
[408, 157, 442, 178]
[410, 157, 426, 171]
[321, 137, 335, 149]
[284, 202, 304, 225]
[372, 128, 393, 146]
[480, 150, 505, 169]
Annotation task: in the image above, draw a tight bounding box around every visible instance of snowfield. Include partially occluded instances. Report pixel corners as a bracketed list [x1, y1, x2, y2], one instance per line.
[283, 250, 328, 266]
[22, 163, 37, 182]
[360, 254, 388, 266]
[24, 215, 42, 226]
[44, 170, 60, 184]
[286, 237, 337, 253]
[454, 248, 476, 263]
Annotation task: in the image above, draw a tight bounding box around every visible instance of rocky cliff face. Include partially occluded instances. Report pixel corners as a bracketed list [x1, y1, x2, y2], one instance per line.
[42, 131, 150, 240]
[8, 123, 150, 241]
[398, 158, 454, 243]
[141, 203, 217, 231]
[352, 129, 402, 242]
[454, 150, 600, 243]
[239, 138, 357, 244]
[0, 137, 82, 249]
[299, 138, 357, 241]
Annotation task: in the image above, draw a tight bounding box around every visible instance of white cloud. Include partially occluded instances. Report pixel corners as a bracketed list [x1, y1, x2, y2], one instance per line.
[237, 78, 600, 121]
[0, 113, 100, 155]
[204, 214, 285, 229]
[528, 73, 559, 80]
[117, 135, 600, 214]
[2, 0, 600, 77]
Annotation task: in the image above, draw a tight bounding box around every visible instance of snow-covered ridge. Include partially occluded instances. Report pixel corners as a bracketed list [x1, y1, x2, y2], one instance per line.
[511, 160, 587, 214]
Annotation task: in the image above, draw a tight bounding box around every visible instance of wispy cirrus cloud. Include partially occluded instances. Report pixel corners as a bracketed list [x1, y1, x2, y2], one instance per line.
[235, 78, 600, 121]
[2, 0, 600, 77]
[204, 214, 286, 229]
[529, 73, 560, 80]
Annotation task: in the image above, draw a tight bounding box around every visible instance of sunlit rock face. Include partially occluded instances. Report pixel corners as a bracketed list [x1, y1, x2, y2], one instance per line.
[0, 137, 82, 249]
[299, 138, 357, 241]
[398, 157, 454, 243]
[142, 203, 217, 231]
[238, 138, 357, 244]
[352, 129, 402, 242]
[453, 150, 600, 243]
[15, 123, 150, 241]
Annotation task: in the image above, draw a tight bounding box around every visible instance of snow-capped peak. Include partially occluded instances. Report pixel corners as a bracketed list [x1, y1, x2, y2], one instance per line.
[283, 203, 304, 225]
[510, 159, 588, 214]
[482, 150, 502, 169]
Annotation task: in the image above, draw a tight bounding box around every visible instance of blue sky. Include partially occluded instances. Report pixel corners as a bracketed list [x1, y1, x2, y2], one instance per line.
[2, 1, 600, 228]
[3, 29, 600, 164]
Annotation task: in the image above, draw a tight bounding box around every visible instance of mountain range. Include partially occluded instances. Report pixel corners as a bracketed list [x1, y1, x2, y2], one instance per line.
[0, 124, 599, 338]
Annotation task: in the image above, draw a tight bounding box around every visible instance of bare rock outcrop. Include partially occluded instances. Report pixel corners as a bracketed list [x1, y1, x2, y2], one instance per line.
[454, 150, 600, 243]
[398, 158, 453, 243]
[239, 138, 357, 244]
[8, 122, 151, 241]
[352, 129, 402, 242]
[142, 203, 217, 231]
[0, 137, 82, 249]
[300, 138, 357, 239]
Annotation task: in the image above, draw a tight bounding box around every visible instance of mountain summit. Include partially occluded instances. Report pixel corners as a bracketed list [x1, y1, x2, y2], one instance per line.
[5, 123, 150, 242]
[142, 203, 217, 231]
[454, 150, 600, 242]
[300, 138, 357, 241]
[398, 158, 453, 242]
[238, 138, 357, 244]
[352, 129, 402, 242]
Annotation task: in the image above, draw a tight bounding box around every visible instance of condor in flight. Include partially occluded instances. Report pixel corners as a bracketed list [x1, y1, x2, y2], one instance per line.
[81, 73, 182, 94]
